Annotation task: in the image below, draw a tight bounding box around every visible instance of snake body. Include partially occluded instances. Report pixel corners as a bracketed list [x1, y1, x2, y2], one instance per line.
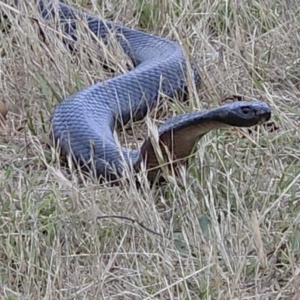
[3, 1, 271, 182]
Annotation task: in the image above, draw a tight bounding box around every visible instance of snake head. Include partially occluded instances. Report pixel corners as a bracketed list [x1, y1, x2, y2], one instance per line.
[216, 101, 272, 127]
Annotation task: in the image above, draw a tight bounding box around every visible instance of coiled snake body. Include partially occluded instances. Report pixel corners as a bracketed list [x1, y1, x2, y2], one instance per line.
[3, 1, 271, 182]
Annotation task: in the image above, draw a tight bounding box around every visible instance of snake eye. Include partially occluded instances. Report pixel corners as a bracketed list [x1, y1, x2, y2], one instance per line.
[241, 106, 251, 114]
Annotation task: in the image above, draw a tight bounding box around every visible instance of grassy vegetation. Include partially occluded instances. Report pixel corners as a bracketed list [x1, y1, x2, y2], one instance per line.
[0, 0, 300, 299]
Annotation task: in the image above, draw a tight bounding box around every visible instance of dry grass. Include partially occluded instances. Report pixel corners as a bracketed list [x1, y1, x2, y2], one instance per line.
[0, 0, 300, 299]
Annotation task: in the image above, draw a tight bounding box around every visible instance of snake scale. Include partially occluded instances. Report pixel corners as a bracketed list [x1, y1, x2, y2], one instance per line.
[2, 0, 271, 182]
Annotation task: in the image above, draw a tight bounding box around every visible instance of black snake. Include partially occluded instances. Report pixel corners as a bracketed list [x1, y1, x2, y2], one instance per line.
[2, 0, 271, 182]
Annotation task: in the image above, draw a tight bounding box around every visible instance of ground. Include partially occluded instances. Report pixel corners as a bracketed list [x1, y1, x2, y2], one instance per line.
[0, 0, 300, 299]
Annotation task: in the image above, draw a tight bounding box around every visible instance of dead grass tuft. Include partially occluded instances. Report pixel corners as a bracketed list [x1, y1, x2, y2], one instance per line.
[0, 0, 300, 299]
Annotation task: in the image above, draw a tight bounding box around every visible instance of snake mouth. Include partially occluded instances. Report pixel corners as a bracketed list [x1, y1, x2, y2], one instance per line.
[254, 106, 272, 125]
[257, 111, 272, 124]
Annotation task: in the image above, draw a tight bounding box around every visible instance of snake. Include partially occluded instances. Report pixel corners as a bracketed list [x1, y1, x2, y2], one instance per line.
[3, 0, 271, 182]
